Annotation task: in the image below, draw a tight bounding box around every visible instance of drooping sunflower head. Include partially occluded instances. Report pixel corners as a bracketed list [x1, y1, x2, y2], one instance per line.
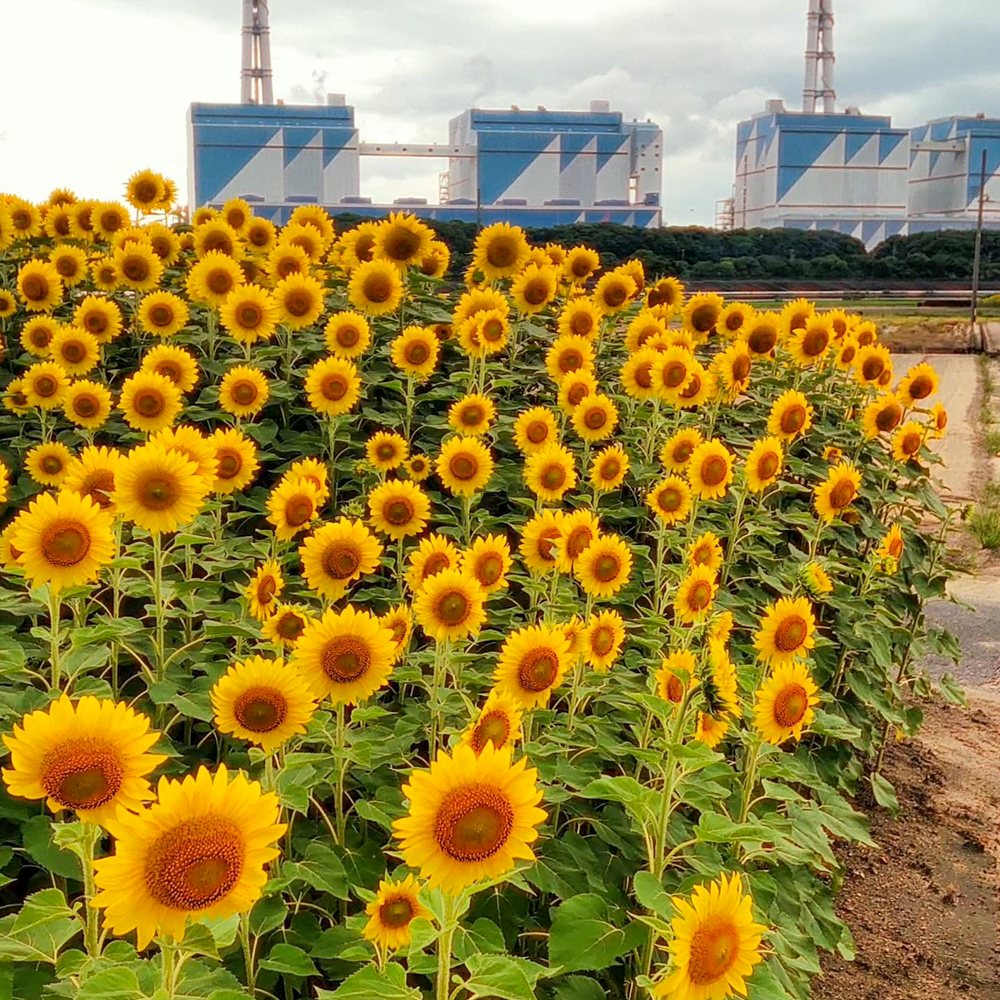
[363, 874, 431, 951]
[897, 362, 939, 407]
[802, 560, 834, 596]
[368, 480, 431, 540]
[714, 340, 753, 398]
[590, 444, 630, 493]
[413, 569, 487, 643]
[524, 443, 577, 503]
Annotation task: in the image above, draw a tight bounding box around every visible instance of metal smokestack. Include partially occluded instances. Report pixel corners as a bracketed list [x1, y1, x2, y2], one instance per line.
[802, 0, 836, 114]
[241, 0, 274, 105]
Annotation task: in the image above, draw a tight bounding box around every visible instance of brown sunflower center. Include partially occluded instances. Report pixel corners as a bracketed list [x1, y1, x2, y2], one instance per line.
[29, 326, 54, 348]
[436, 591, 470, 626]
[875, 402, 902, 432]
[775, 615, 808, 652]
[322, 637, 371, 682]
[756, 452, 780, 480]
[135, 389, 166, 418]
[12, 209, 31, 229]
[634, 361, 654, 389]
[207, 270, 235, 295]
[284, 496, 314, 527]
[283, 290, 312, 318]
[22, 275, 49, 300]
[41, 454, 64, 475]
[40, 519, 91, 566]
[599, 457, 621, 481]
[901, 432, 922, 456]
[422, 553, 451, 580]
[336, 324, 360, 347]
[321, 374, 348, 401]
[526, 421, 549, 444]
[521, 279, 548, 306]
[569, 312, 595, 337]
[380, 896, 415, 927]
[828, 478, 856, 509]
[323, 542, 361, 580]
[248, 225, 271, 247]
[363, 272, 393, 303]
[460, 405, 485, 427]
[583, 406, 607, 430]
[690, 304, 718, 333]
[62, 340, 87, 364]
[861, 356, 884, 381]
[472, 711, 511, 753]
[687, 916, 740, 985]
[594, 552, 621, 582]
[276, 256, 301, 278]
[83, 311, 109, 335]
[779, 405, 806, 435]
[486, 236, 519, 269]
[40, 738, 123, 810]
[539, 463, 567, 491]
[699, 456, 728, 487]
[81, 470, 115, 508]
[801, 327, 829, 356]
[566, 526, 593, 558]
[227, 209, 247, 229]
[122, 255, 150, 282]
[100, 211, 124, 233]
[231, 380, 259, 407]
[276, 613, 306, 640]
[537, 528, 561, 562]
[840, 345, 857, 365]
[731, 355, 751, 382]
[476, 553, 503, 585]
[481, 318, 505, 343]
[570, 255, 592, 278]
[434, 783, 514, 862]
[156, 361, 185, 385]
[34, 375, 59, 398]
[150, 305, 174, 326]
[449, 454, 478, 481]
[688, 580, 713, 610]
[591, 626, 615, 656]
[661, 360, 688, 389]
[233, 686, 287, 732]
[658, 486, 683, 513]
[664, 673, 685, 703]
[238, 302, 263, 328]
[55, 256, 78, 277]
[405, 341, 430, 365]
[383, 227, 421, 261]
[217, 451, 242, 479]
[725, 312, 744, 332]
[138, 473, 180, 510]
[601, 283, 628, 308]
[566, 382, 590, 406]
[747, 325, 777, 354]
[517, 647, 559, 691]
[384, 498, 415, 526]
[375, 442, 398, 463]
[773, 683, 809, 728]
[134, 179, 161, 203]
[558, 349, 584, 374]
[908, 374, 934, 399]
[145, 816, 244, 911]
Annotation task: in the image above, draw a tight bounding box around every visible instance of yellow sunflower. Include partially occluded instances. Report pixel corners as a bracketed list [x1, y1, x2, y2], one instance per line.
[557, 370, 598, 414]
[878, 524, 904, 564]
[554, 510, 602, 573]
[348, 259, 404, 316]
[545, 335, 595, 384]
[448, 394, 497, 437]
[391, 326, 440, 379]
[244, 217, 277, 255]
[92, 765, 285, 949]
[137, 291, 189, 338]
[754, 661, 820, 745]
[493, 624, 571, 708]
[113, 443, 209, 535]
[8, 199, 43, 240]
[379, 603, 413, 662]
[674, 566, 719, 624]
[304, 357, 361, 418]
[459, 689, 524, 756]
[513, 407, 559, 455]
[23, 361, 69, 409]
[90, 257, 119, 292]
[834, 335, 859, 370]
[363, 875, 431, 951]
[744, 437, 784, 494]
[590, 444, 630, 492]
[646, 275, 685, 312]
[300, 518, 384, 601]
[780, 297, 814, 340]
[787, 315, 832, 365]
[929, 403, 948, 438]
[273, 273, 326, 329]
[145, 222, 182, 265]
[655, 649, 697, 706]
[802, 561, 833, 596]
[193, 219, 242, 259]
[714, 341, 753, 399]
[291, 604, 396, 704]
[220, 197, 253, 234]
[766, 389, 813, 441]
[473, 222, 530, 279]
[2, 695, 164, 827]
[558, 299, 603, 339]
[620, 348, 659, 401]
[186, 251, 245, 308]
[413, 569, 487, 643]
[404, 455, 432, 482]
[646, 476, 693, 525]
[366, 431, 409, 472]
[125, 169, 166, 212]
[266, 476, 322, 541]
[892, 421, 925, 462]
[406, 534, 462, 593]
[266, 242, 309, 280]
[72, 295, 123, 345]
[861, 393, 903, 439]
[457, 534, 511, 596]
[563, 245, 600, 284]
[753, 596, 816, 665]
[651, 872, 766, 1000]
[368, 480, 431, 540]
[571, 393, 619, 443]
[17, 259, 63, 312]
[25, 441, 74, 487]
[583, 610, 626, 672]
[743, 311, 781, 356]
[48, 245, 88, 286]
[624, 311, 667, 353]
[688, 440, 735, 501]
[141, 345, 200, 394]
[218, 366, 270, 418]
[324, 311, 372, 359]
[677, 362, 717, 410]
[245, 560, 284, 621]
[511, 264, 559, 315]
[208, 428, 259, 494]
[519, 510, 564, 574]
[650, 346, 694, 404]
[659, 428, 702, 473]
[10, 491, 115, 593]
[573, 534, 633, 599]
[118, 371, 183, 433]
[47, 326, 98, 377]
[681, 292, 724, 341]
[524, 443, 577, 503]
[372, 211, 433, 269]
[813, 463, 861, 522]
[854, 343, 892, 386]
[113, 243, 164, 293]
[437, 436, 495, 496]
[212, 655, 317, 753]
[688, 532, 724, 574]
[338, 221, 380, 269]
[897, 362, 939, 407]
[0, 289, 17, 318]
[219, 284, 281, 344]
[262, 604, 315, 648]
[286, 458, 330, 504]
[60, 446, 121, 512]
[419, 240, 450, 278]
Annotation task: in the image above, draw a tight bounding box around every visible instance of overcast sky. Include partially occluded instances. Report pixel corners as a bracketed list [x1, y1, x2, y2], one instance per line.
[1, 0, 997, 224]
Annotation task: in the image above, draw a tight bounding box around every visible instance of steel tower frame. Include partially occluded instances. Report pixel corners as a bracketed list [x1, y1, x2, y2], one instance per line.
[241, 0, 274, 105]
[802, 0, 836, 114]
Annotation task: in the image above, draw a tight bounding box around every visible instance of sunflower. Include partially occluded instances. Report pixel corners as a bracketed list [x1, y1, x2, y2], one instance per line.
[571, 393, 619, 443]
[644, 275, 683, 312]
[244, 217, 277, 254]
[0, 289, 16, 318]
[834, 335, 859, 370]
[379, 603, 413, 662]
[419, 240, 450, 278]
[324, 311, 371, 359]
[413, 569, 487, 643]
[563, 245, 600, 284]
[266, 242, 309, 280]
[291, 604, 396, 704]
[8, 199, 43, 239]
[511, 265, 558, 315]
[304, 357, 361, 418]
[363, 874, 430, 952]
[472, 222, 529, 279]
[545, 335, 595, 383]
[10, 491, 115, 593]
[459, 690, 524, 757]
[658, 428, 701, 473]
[391, 326, 439, 379]
[404, 455, 432, 482]
[891, 421, 925, 462]
[298, 518, 383, 602]
[406, 534, 461, 593]
[285, 458, 330, 504]
[145, 222, 182, 264]
[743, 311, 781, 356]
[186, 251, 245, 308]
[813, 463, 861, 522]
[461, 534, 512, 594]
[519, 510, 564, 574]
[119, 371, 183, 433]
[897, 362, 939, 407]
[362, 431, 406, 473]
[137, 291, 189, 338]
[513, 407, 559, 454]
[338, 221, 380, 269]
[288, 205, 336, 247]
[216, 196, 252, 234]
[48, 245, 88, 287]
[676, 362, 717, 410]
[2, 695, 164, 826]
[218, 284, 280, 345]
[557, 370, 598, 414]
[114, 443, 210, 535]
[787, 315, 832, 365]
[262, 604, 315, 648]
[854, 343, 891, 386]
[193, 219, 242, 259]
[624, 311, 667, 353]
[753, 596, 816, 665]
[148, 425, 216, 487]
[558, 299, 602, 339]
[112, 243, 164, 293]
[456, 309, 507, 358]
[446, 394, 495, 438]
[371, 211, 432, 269]
[46, 326, 98, 377]
[780, 297, 814, 340]
[25, 441, 74, 487]
[753, 661, 820, 747]
[435, 437, 494, 497]
[861, 393, 903, 439]
[674, 566, 719, 624]
[766, 389, 813, 441]
[681, 292, 724, 341]
[23, 361, 70, 409]
[655, 649, 697, 706]
[688, 532, 724, 574]
[71, 295, 122, 345]
[574, 534, 633, 599]
[3, 378, 30, 414]
[492, 623, 571, 709]
[89, 257, 119, 292]
[651, 872, 766, 1000]
[554, 510, 602, 573]
[650, 346, 694, 404]
[60, 446, 121, 512]
[688, 440, 735, 501]
[140, 345, 200, 395]
[273, 273, 325, 330]
[453, 287, 509, 327]
[266, 476, 322, 541]
[714, 341, 753, 399]
[212, 655, 317, 753]
[17, 260, 63, 312]
[393, 742, 545, 895]
[348, 259, 404, 316]
[646, 476, 693, 525]
[590, 444, 630, 492]
[191, 206, 219, 226]
[716, 302, 753, 340]
[590, 272, 634, 315]
[928, 403, 948, 438]
[208, 429, 259, 494]
[368, 480, 431, 540]
[802, 561, 833, 596]
[524, 443, 576, 503]
[209, 369, 269, 424]
[125, 169, 166, 211]
[744, 437, 784, 493]
[583, 610, 625, 672]
[92, 765, 284, 949]
[620, 348, 660, 401]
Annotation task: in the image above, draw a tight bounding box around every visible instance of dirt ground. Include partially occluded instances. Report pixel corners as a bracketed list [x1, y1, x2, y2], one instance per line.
[877, 319, 998, 354]
[813, 692, 1000, 1000]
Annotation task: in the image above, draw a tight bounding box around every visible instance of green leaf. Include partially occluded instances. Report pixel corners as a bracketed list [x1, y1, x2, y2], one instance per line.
[76, 966, 145, 1000]
[870, 773, 900, 815]
[548, 894, 645, 973]
[272, 843, 350, 898]
[632, 871, 673, 919]
[22, 816, 82, 880]
[462, 954, 544, 1000]
[810, 709, 862, 742]
[694, 812, 771, 846]
[937, 673, 966, 706]
[315, 961, 421, 999]
[552, 976, 608, 1000]
[249, 896, 288, 937]
[259, 942, 319, 978]
[0, 889, 81, 964]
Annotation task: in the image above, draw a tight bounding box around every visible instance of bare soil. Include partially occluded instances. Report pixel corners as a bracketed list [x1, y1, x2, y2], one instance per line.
[878, 319, 992, 353]
[814, 693, 1000, 1000]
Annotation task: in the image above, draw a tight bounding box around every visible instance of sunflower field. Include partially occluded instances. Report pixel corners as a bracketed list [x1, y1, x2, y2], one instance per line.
[0, 175, 960, 1000]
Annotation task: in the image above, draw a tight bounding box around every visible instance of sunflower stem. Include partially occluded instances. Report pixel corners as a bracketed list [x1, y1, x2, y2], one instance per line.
[159, 937, 179, 998]
[435, 895, 459, 1000]
[718, 480, 748, 589]
[333, 703, 348, 845]
[80, 821, 101, 959]
[240, 911, 257, 997]
[429, 641, 451, 757]
[152, 533, 167, 686]
[47, 588, 63, 691]
[403, 375, 416, 442]
[738, 737, 762, 827]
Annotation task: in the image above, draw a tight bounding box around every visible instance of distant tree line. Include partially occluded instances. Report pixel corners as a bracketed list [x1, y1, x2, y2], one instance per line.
[333, 214, 1000, 286]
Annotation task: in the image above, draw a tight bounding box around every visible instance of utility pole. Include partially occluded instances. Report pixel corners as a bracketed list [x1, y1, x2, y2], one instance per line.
[970, 147, 988, 352]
